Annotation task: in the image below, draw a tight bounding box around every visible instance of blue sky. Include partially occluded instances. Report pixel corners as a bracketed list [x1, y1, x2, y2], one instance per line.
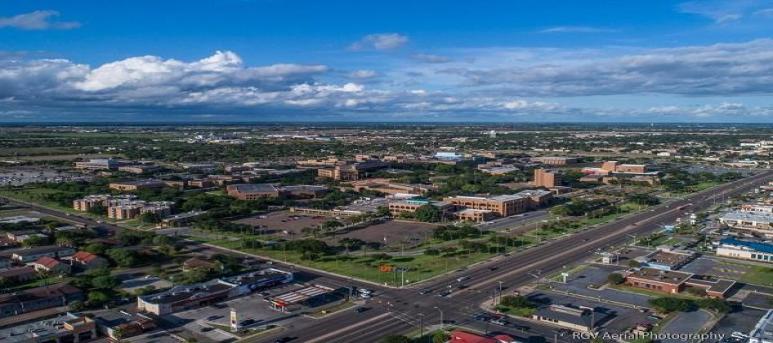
[1, 0, 773, 122]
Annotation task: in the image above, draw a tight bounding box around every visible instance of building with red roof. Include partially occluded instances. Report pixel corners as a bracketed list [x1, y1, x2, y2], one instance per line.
[31, 256, 70, 275]
[72, 251, 109, 270]
[449, 330, 517, 343]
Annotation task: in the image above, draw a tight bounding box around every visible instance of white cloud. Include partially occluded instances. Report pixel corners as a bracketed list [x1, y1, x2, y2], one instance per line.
[442, 39, 773, 96]
[412, 53, 451, 63]
[0, 10, 80, 30]
[349, 33, 408, 51]
[349, 69, 378, 79]
[539, 26, 617, 33]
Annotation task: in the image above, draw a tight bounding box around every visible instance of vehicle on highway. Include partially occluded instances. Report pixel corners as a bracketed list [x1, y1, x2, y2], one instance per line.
[472, 312, 491, 321]
[456, 276, 470, 282]
[274, 337, 294, 343]
[437, 289, 452, 297]
[418, 289, 432, 295]
[490, 317, 508, 326]
[355, 307, 369, 313]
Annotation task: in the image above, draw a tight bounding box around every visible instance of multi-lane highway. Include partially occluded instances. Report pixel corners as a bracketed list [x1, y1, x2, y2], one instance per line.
[255, 170, 772, 343]
[2, 170, 770, 343]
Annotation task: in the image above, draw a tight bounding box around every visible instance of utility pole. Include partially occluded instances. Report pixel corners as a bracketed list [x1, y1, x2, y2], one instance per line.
[497, 281, 504, 304]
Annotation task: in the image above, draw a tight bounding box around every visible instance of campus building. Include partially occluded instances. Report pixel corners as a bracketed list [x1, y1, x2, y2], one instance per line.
[108, 179, 166, 192]
[716, 237, 773, 263]
[624, 267, 735, 299]
[624, 268, 693, 294]
[719, 211, 773, 238]
[533, 168, 560, 188]
[74, 158, 119, 171]
[226, 183, 281, 200]
[316, 160, 388, 181]
[444, 194, 530, 217]
[531, 156, 578, 166]
[387, 198, 454, 216]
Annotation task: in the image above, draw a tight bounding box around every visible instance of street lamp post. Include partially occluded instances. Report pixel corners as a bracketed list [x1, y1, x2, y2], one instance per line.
[433, 306, 444, 330]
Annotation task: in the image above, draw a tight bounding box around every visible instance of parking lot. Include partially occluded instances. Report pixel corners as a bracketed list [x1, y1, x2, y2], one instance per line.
[524, 291, 657, 335]
[166, 282, 306, 342]
[328, 220, 438, 249]
[681, 257, 751, 280]
[707, 306, 767, 343]
[548, 265, 652, 309]
[234, 210, 351, 237]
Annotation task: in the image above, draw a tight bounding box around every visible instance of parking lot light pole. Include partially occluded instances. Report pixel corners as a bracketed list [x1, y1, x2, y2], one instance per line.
[434, 306, 444, 330]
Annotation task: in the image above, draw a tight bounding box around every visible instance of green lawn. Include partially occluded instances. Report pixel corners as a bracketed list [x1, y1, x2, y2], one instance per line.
[208, 237, 501, 286]
[740, 266, 773, 287]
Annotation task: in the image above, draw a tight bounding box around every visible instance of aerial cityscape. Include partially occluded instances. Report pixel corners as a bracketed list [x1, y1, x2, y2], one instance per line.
[1, 1, 773, 343]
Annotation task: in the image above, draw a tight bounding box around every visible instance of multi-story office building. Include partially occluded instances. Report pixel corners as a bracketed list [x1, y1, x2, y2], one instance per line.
[533, 168, 560, 188]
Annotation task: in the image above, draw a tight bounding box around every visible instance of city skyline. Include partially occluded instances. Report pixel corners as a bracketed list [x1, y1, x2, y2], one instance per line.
[2, 0, 773, 122]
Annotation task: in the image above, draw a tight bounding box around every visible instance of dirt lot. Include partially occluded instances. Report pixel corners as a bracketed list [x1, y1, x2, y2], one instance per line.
[330, 220, 438, 248]
[233, 210, 350, 236]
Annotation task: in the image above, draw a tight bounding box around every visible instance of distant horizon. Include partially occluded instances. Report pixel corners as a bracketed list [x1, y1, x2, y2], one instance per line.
[2, 121, 773, 127]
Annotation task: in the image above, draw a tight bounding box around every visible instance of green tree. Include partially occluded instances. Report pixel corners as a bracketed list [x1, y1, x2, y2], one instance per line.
[91, 275, 119, 289]
[87, 290, 110, 306]
[607, 273, 624, 285]
[648, 297, 694, 313]
[139, 212, 162, 224]
[414, 204, 442, 223]
[432, 331, 450, 343]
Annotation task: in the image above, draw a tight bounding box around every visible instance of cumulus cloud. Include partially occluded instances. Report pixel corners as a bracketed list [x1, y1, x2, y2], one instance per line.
[442, 39, 773, 97]
[348, 69, 378, 79]
[3, 42, 773, 122]
[647, 102, 773, 118]
[349, 33, 408, 51]
[0, 10, 80, 30]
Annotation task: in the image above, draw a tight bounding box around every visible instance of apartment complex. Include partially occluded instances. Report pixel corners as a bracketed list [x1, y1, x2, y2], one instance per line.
[108, 200, 173, 220]
[73, 194, 138, 212]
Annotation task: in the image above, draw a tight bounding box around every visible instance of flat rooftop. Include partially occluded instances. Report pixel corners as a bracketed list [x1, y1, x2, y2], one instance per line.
[627, 267, 693, 285]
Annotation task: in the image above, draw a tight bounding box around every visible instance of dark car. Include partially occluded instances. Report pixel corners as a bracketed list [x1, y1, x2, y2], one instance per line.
[274, 337, 294, 343]
[356, 307, 369, 313]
